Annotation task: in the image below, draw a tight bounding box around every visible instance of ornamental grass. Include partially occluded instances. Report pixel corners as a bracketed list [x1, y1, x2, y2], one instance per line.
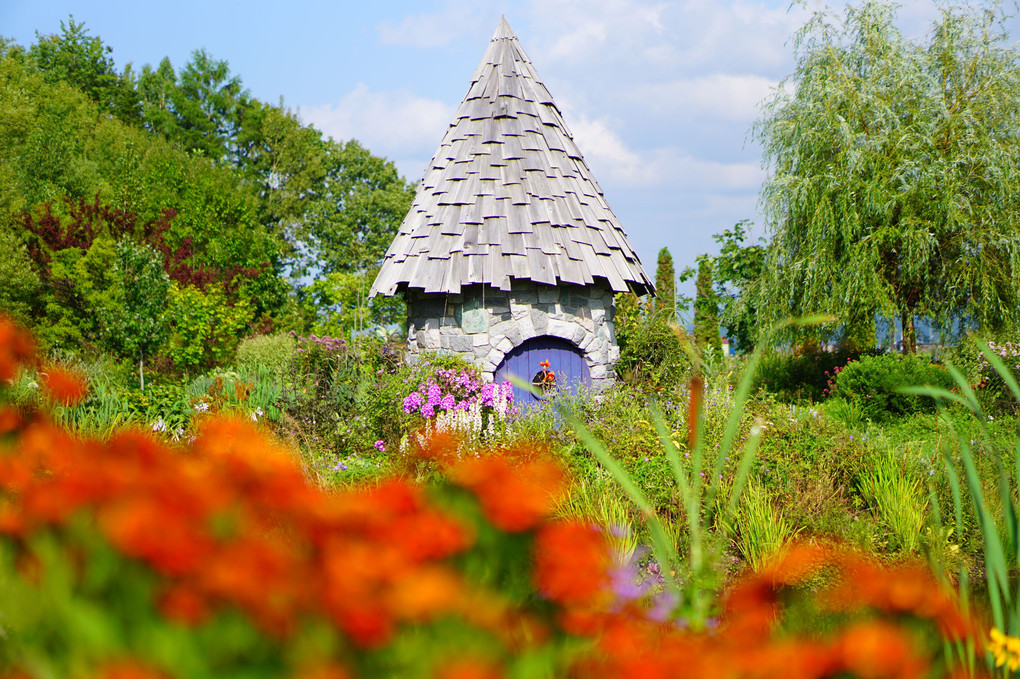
[0, 317, 995, 678]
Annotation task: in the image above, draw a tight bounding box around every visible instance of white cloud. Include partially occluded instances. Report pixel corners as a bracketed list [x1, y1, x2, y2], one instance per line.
[569, 115, 658, 185]
[298, 84, 454, 179]
[523, 0, 805, 77]
[635, 73, 777, 121]
[568, 112, 761, 192]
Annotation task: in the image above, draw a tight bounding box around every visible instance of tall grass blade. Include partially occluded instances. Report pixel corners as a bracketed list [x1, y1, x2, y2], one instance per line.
[566, 414, 680, 589]
[725, 426, 764, 519]
[651, 410, 701, 570]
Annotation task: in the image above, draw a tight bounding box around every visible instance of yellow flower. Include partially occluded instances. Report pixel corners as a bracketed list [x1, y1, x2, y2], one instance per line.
[989, 627, 1020, 671]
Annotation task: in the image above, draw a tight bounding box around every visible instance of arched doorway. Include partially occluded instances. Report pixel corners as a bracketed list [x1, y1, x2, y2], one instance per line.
[494, 335, 591, 406]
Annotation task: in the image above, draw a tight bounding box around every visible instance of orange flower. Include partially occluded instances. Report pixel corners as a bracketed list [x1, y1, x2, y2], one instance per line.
[39, 365, 88, 406]
[386, 565, 463, 621]
[451, 455, 565, 532]
[532, 520, 611, 607]
[96, 661, 172, 679]
[434, 658, 504, 679]
[0, 317, 35, 382]
[157, 584, 210, 626]
[835, 620, 928, 679]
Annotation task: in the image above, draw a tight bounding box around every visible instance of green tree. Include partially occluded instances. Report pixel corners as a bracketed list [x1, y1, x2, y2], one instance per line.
[166, 283, 252, 373]
[137, 50, 247, 162]
[98, 240, 171, 391]
[654, 247, 676, 324]
[710, 221, 765, 353]
[754, 1, 1020, 352]
[304, 268, 405, 338]
[694, 258, 720, 351]
[305, 139, 415, 277]
[28, 17, 140, 123]
[0, 227, 41, 325]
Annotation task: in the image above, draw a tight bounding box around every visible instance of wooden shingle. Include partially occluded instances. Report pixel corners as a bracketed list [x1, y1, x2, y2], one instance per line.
[370, 16, 653, 298]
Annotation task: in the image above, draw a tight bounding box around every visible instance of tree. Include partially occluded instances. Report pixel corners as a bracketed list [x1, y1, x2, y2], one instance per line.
[98, 240, 171, 391]
[0, 227, 41, 325]
[710, 221, 765, 353]
[306, 140, 414, 277]
[654, 247, 676, 324]
[694, 258, 721, 351]
[29, 17, 140, 123]
[754, 1, 1020, 352]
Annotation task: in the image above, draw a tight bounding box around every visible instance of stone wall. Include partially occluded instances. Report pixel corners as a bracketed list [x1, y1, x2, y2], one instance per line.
[405, 281, 619, 390]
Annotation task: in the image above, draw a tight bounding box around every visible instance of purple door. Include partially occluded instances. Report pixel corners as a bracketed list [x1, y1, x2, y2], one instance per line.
[494, 335, 591, 406]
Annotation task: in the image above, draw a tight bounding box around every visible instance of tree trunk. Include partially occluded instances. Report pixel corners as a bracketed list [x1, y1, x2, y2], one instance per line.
[900, 311, 917, 354]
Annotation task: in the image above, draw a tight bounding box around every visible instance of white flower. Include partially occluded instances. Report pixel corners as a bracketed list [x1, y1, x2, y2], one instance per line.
[151, 418, 167, 432]
[193, 402, 210, 413]
[250, 407, 264, 422]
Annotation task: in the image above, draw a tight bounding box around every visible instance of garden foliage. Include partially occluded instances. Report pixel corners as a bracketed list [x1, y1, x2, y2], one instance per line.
[0, 317, 993, 677]
[830, 353, 954, 421]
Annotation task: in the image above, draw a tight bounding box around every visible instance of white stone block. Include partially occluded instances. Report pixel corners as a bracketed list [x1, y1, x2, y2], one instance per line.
[547, 319, 572, 339]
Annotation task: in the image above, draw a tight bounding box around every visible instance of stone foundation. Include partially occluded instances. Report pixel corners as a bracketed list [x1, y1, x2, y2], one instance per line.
[405, 281, 619, 390]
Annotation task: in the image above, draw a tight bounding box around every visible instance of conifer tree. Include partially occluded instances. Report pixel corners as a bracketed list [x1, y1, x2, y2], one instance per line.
[694, 258, 720, 351]
[654, 247, 676, 325]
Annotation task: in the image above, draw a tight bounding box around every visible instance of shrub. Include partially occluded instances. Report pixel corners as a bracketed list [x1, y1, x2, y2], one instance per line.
[235, 333, 296, 376]
[754, 344, 879, 401]
[830, 353, 954, 421]
[616, 319, 692, 389]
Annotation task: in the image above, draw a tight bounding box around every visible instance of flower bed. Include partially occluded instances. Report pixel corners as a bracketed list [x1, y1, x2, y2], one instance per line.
[0, 318, 995, 677]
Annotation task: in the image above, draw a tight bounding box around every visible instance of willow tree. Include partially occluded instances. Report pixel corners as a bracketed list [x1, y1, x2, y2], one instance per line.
[754, 1, 1020, 352]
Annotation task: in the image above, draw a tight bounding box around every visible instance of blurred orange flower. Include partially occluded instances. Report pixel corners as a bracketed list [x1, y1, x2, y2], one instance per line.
[533, 520, 610, 607]
[0, 317, 35, 382]
[451, 454, 566, 532]
[39, 365, 88, 406]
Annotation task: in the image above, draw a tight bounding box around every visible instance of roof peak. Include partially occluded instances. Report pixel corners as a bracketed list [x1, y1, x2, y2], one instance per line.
[370, 15, 653, 298]
[492, 16, 516, 41]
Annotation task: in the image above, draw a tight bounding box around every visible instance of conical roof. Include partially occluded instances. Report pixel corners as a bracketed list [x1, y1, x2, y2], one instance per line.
[371, 17, 653, 297]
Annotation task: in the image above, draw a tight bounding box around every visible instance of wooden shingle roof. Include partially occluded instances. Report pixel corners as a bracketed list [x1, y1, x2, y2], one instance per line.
[370, 17, 653, 298]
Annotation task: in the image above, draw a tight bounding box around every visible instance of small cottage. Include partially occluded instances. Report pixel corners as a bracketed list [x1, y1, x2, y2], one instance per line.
[370, 17, 653, 403]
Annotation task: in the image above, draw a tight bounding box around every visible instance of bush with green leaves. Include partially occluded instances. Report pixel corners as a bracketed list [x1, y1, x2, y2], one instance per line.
[615, 320, 692, 389]
[235, 332, 296, 377]
[753, 344, 879, 402]
[830, 353, 954, 421]
[165, 284, 253, 374]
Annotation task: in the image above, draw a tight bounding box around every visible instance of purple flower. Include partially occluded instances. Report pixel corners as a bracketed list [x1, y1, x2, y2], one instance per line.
[440, 394, 456, 411]
[427, 383, 442, 405]
[480, 383, 495, 406]
[648, 591, 679, 623]
[403, 391, 424, 414]
[420, 403, 436, 419]
[374, 440, 386, 452]
[610, 563, 649, 601]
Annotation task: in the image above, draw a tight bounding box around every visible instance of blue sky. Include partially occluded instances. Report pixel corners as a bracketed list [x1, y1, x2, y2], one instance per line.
[4, 1, 1016, 299]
